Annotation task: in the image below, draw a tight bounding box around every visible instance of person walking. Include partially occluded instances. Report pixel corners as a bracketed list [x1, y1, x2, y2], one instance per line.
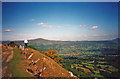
[24, 40, 28, 47]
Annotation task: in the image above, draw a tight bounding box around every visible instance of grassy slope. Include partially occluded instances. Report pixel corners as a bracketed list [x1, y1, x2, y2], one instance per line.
[5, 48, 31, 77]
[26, 48, 71, 77]
[2, 45, 73, 77]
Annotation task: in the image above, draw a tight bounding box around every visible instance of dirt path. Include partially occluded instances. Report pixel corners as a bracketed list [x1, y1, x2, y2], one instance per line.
[2, 66, 8, 77]
[2, 48, 14, 77]
[5, 51, 14, 63]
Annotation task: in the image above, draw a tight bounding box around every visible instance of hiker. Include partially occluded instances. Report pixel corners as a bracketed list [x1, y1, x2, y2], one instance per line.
[23, 49, 28, 56]
[22, 46, 25, 51]
[14, 45, 18, 48]
[19, 45, 22, 50]
[24, 40, 28, 47]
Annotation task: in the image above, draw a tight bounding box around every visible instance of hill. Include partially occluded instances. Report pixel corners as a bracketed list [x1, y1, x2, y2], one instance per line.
[2, 38, 119, 55]
[110, 38, 120, 43]
[2, 44, 77, 78]
[1, 38, 119, 78]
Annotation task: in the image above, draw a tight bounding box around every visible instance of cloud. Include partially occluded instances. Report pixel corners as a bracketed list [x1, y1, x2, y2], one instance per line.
[79, 25, 87, 28]
[42, 25, 53, 28]
[90, 26, 98, 29]
[37, 23, 61, 29]
[37, 22, 46, 26]
[4, 29, 12, 32]
[31, 19, 35, 21]
[2, 33, 40, 41]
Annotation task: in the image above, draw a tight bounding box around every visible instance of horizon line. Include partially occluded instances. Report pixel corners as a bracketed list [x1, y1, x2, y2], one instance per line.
[1, 37, 118, 42]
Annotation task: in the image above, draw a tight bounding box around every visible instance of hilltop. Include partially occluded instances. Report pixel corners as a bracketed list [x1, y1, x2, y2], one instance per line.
[2, 44, 77, 78]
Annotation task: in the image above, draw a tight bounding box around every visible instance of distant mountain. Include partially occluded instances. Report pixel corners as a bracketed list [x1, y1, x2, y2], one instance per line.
[28, 38, 68, 45]
[111, 38, 120, 43]
[2, 37, 119, 43]
[29, 38, 49, 41]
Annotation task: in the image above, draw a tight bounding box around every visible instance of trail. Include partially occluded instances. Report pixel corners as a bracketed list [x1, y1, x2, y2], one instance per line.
[2, 66, 8, 77]
[2, 46, 14, 77]
[5, 51, 14, 63]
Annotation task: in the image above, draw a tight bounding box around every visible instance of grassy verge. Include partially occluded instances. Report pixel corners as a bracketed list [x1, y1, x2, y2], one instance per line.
[7, 48, 31, 77]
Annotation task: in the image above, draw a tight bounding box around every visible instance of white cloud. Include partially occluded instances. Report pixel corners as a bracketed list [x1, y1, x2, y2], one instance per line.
[79, 25, 87, 28]
[37, 23, 61, 29]
[37, 22, 45, 26]
[42, 25, 53, 28]
[90, 26, 98, 29]
[4, 29, 12, 32]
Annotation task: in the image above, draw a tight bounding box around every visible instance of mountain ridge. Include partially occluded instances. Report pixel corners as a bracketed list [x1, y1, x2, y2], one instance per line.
[2, 37, 119, 42]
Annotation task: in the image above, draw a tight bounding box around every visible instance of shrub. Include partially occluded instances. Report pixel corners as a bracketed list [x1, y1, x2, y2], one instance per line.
[8, 41, 18, 47]
[28, 45, 37, 50]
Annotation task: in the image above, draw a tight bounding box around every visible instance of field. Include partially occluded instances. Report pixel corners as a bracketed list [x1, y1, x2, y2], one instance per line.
[60, 54, 119, 78]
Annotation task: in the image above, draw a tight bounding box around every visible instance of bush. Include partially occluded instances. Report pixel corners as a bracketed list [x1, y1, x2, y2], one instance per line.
[8, 41, 18, 47]
[28, 45, 37, 50]
[41, 48, 63, 64]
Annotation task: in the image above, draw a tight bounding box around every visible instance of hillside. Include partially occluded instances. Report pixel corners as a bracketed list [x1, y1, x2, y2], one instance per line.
[2, 44, 77, 78]
[1, 38, 119, 78]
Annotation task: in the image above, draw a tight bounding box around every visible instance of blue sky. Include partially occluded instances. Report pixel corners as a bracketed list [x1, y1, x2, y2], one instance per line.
[1, 0, 119, 2]
[2, 2, 118, 41]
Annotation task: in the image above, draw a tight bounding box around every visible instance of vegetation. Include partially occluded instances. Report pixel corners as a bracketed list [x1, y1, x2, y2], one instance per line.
[4, 48, 31, 77]
[8, 41, 18, 47]
[61, 54, 119, 78]
[2, 44, 72, 77]
[28, 45, 37, 50]
[2, 38, 120, 78]
[27, 44, 63, 64]
[20, 47, 71, 77]
[40, 48, 63, 64]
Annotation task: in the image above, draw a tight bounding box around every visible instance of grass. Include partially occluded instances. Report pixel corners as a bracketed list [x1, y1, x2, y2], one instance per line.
[7, 48, 31, 77]
[2, 46, 74, 77]
[25, 48, 71, 77]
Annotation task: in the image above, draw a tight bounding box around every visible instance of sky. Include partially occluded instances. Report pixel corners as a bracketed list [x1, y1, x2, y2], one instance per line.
[2, 2, 118, 41]
[1, 0, 120, 2]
